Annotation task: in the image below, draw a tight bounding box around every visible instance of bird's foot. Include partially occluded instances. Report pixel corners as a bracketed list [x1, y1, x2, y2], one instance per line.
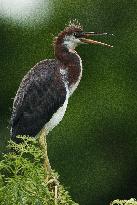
[46, 175, 59, 204]
[46, 175, 59, 187]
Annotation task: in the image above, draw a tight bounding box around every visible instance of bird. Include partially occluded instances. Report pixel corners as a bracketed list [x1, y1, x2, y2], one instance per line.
[10, 19, 113, 175]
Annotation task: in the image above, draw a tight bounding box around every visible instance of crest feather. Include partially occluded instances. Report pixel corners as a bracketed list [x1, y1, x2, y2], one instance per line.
[65, 19, 83, 31]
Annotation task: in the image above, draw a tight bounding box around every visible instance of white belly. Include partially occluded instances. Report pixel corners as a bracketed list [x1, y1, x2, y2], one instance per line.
[45, 86, 69, 134]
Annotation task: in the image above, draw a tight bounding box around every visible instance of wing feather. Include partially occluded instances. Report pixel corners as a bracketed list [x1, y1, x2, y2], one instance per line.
[11, 59, 66, 138]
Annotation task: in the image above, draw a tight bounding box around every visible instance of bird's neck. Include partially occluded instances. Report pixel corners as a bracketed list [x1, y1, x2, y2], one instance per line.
[55, 45, 82, 88]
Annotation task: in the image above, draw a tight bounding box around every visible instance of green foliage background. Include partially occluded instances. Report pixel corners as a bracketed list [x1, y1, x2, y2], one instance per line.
[0, 0, 137, 205]
[0, 136, 79, 205]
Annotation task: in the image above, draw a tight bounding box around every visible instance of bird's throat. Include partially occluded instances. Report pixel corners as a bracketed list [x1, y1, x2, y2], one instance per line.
[55, 44, 82, 91]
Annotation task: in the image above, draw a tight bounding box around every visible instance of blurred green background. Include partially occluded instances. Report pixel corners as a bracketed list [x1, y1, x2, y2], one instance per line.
[0, 0, 137, 204]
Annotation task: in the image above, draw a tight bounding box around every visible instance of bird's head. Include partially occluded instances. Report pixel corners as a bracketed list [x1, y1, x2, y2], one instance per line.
[54, 19, 113, 52]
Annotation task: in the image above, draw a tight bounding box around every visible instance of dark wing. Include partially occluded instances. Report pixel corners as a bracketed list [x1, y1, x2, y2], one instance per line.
[11, 59, 66, 139]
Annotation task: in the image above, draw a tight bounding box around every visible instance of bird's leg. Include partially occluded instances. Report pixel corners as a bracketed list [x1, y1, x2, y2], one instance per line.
[38, 128, 59, 203]
[38, 128, 51, 180]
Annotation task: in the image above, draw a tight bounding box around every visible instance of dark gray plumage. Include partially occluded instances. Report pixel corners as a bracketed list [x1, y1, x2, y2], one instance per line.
[11, 59, 66, 139]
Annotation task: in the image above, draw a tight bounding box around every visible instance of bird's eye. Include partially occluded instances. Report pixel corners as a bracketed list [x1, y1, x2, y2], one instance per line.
[73, 32, 81, 38]
[73, 31, 82, 38]
[73, 32, 77, 37]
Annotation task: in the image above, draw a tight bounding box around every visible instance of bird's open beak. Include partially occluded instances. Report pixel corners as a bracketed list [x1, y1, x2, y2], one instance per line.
[80, 32, 113, 48]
